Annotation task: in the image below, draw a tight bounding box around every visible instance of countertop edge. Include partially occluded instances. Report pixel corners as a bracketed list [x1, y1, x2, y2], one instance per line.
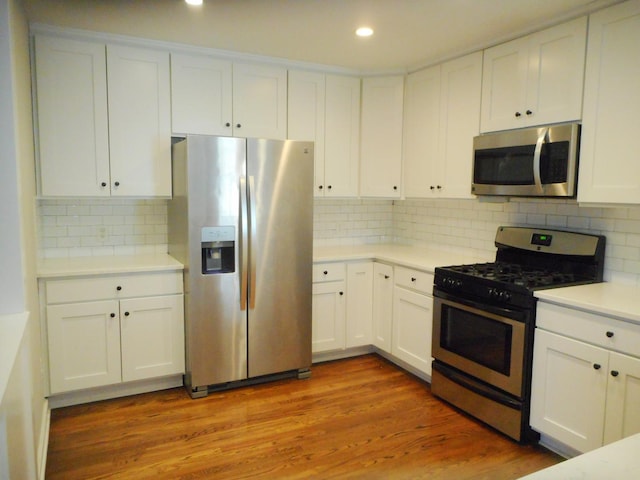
[37, 254, 184, 278]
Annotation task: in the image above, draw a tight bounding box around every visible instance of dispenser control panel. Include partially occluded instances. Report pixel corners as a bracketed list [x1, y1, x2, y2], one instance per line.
[201, 226, 235, 243]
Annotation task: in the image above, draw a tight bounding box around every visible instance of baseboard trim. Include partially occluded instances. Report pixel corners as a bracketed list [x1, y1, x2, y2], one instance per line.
[312, 345, 375, 364]
[48, 375, 184, 409]
[37, 399, 50, 480]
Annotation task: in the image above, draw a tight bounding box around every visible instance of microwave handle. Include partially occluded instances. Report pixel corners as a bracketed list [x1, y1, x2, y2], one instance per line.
[532, 128, 548, 194]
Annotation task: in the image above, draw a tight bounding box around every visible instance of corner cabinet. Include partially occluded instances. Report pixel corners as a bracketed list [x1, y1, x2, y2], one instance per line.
[287, 72, 360, 197]
[43, 271, 185, 395]
[360, 76, 404, 198]
[577, 0, 640, 204]
[531, 301, 640, 453]
[403, 52, 482, 198]
[480, 17, 586, 132]
[34, 35, 171, 197]
[171, 53, 287, 140]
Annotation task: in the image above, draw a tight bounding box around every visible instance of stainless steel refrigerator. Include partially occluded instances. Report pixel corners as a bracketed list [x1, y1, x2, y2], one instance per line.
[168, 135, 314, 398]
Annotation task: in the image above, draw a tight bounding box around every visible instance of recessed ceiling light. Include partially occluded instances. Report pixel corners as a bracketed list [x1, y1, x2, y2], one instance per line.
[185, 0, 203, 5]
[356, 27, 374, 37]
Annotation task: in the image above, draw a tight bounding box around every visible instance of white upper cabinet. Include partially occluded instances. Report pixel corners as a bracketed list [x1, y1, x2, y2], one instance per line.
[323, 75, 361, 197]
[34, 36, 110, 197]
[403, 51, 482, 198]
[360, 76, 404, 198]
[34, 36, 171, 197]
[171, 54, 287, 139]
[171, 54, 233, 136]
[107, 45, 171, 197]
[288, 71, 359, 197]
[480, 17, 587, 132]
[578, 0, 640, 204]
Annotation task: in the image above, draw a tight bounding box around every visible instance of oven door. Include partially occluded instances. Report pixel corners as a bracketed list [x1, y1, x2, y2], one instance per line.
[432, 295, 528, 398]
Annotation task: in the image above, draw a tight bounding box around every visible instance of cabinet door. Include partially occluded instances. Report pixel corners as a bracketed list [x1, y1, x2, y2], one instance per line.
[525, 17, 586, 127]
[346, 262, 373, 348]
[312, 281, 346, 353]
[402, 65, 441, 198]
[603, 351, 640, 445]
[288, 71, 326, 196]
[324, 75, 360, 197]
[232, 63, 287, 139]
[170, 53, 233, 136]
[392, 286, 433, 375]
[372, 263, 394, 352]
[578, 0, 640, 204]
[107, 45, 171, 196]
[120, 295, 185, 382]
[480, 36, 529, 132]
[34, 36, 110, 197]
[359, 76, 404, 198]
[47, 300, 121, 394]
[439, 51, 482, 198]
[530, 329, 609, 453]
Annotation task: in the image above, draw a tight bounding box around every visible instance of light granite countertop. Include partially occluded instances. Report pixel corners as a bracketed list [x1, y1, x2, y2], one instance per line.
[37, 254, 184, 278]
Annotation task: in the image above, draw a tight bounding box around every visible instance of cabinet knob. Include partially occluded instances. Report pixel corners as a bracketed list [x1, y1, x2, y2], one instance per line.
[114, 181, 120, 187]
[430, 186, 435, 190]
[101, 182, 107, 187]
[225, 122, 231, 127]
[323, 270, 328, 275]
[436, 185, 442, 190]
[116, 286, 122, 291]
[318, 185, 323, 190]
[593, 363, 601, 370]
[124, 311, 130, 316]
[339, 291, 344, 296]
[611, 370, 619, 377]
[327, 185, 332, 190]
[526, 110, 533, 116]
[411, 277, 417, 282]
[110, 313, 116, 318]
[236, 123, 241, 128]
[606, 331, 614, 338]
[515, 111, 522, 118]
[384, 275, 390, 279]
[393, 186, 398, 190]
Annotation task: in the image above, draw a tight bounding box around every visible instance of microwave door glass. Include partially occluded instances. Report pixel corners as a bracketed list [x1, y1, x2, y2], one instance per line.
[473, 145, 536, 185]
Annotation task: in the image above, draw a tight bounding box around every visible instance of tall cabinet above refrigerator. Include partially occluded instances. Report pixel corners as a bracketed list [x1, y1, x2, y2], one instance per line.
[168, 135, 314, 398]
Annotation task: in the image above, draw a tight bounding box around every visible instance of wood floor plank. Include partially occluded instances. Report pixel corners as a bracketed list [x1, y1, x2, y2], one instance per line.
[45, 354, 562, 479]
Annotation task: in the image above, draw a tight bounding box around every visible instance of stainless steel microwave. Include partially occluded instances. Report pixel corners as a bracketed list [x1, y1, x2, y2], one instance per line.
[472, 123, 580, 197]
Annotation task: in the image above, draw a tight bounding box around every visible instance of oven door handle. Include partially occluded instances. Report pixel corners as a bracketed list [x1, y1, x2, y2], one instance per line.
[433, 362, 522, 409]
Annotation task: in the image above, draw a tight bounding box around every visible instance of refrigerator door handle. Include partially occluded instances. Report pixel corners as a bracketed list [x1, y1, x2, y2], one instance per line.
[248, 175, 257, 309]
[239, 176, 249, 311]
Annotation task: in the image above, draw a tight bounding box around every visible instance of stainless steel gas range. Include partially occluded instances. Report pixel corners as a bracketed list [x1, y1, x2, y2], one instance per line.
[431, 226, 606, 442]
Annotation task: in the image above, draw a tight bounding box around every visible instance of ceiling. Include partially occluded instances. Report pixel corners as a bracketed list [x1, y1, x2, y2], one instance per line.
[22, 0, 623, 73]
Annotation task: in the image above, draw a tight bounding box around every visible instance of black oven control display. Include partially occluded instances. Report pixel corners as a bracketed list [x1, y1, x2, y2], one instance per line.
[531, 233, 552, 247]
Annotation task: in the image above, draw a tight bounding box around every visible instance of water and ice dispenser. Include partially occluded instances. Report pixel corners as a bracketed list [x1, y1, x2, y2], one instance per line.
[201, 226, 235, 274]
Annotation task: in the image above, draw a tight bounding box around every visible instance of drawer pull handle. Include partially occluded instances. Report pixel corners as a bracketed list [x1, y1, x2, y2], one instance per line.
[611, 370, 619, 377]
[411, 277, 417, 282]
[110, 313, 116, 318]
[116, 286, 122, 291]
[606, 331, 614, 338]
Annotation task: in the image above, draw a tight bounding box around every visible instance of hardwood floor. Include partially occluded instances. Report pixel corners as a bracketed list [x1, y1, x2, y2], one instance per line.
[46, 354, 562, 479]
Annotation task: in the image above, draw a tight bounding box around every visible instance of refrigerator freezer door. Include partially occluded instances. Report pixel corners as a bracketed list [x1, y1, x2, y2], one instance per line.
[246, 139, 314, 378]
[182, 135, 248, 388]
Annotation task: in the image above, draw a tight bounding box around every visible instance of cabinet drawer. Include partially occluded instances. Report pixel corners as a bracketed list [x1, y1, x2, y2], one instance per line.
[45, 271, 183, 304]
[394, 266, 433, 295]
[313, 263, 346, 283]
[537, 302, 640, 357]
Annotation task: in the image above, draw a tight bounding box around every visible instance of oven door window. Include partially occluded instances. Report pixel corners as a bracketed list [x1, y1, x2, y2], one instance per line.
[440, 303, 512, 376]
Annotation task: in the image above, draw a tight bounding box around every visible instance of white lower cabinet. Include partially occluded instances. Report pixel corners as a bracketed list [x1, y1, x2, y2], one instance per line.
[372, 263, 394, 352]
[531, 302, 640, 453]
[346, 262, 373, 348]
[391, 267, 434, 375]
[44, 271, 185, 395]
